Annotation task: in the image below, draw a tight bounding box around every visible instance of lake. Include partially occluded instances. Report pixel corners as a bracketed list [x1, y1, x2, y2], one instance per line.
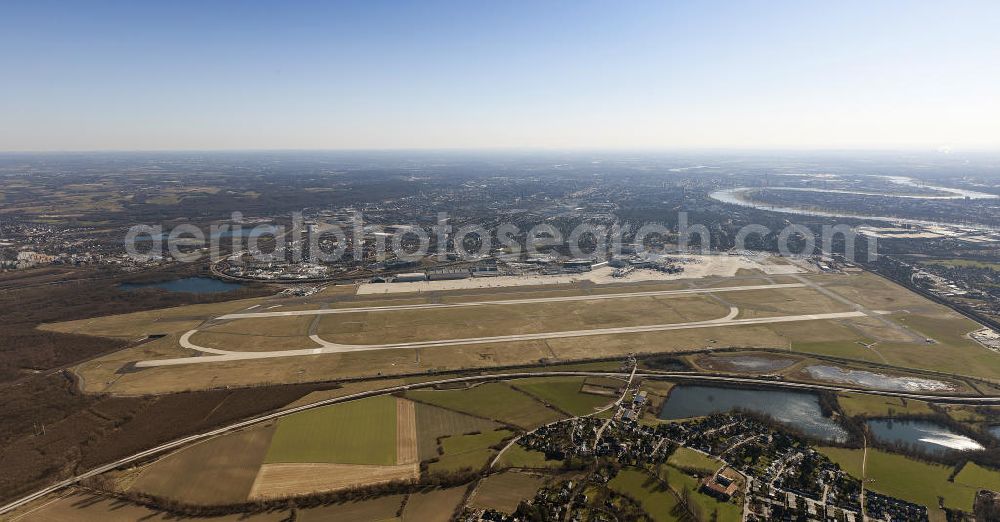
[657, 385, 848, 442]
[866, 419, 984, 455]
[119, 277, 244, 294]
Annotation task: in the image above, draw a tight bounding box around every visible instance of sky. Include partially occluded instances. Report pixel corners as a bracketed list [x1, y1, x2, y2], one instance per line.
[2, 0, 999, 151]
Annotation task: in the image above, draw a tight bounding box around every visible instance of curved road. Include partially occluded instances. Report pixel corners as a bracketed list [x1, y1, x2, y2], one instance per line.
[4, 369, 1000, 516]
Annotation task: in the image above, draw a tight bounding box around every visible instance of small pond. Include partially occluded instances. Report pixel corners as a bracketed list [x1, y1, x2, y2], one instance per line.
[699, 354, 797, 372]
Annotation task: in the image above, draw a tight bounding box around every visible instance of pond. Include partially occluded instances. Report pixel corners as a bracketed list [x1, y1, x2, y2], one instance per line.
[697, 354, 797, 373]
[119, 277, 244, 294]
[657, 385, 848, 442]
[866, 419, 984, 455]
[803, 365, 954, 392]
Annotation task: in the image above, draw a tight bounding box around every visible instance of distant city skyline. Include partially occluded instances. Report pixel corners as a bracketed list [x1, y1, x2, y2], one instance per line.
[2, 0, 999, 151]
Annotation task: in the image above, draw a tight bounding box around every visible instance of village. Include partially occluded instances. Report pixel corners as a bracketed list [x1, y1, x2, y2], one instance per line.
[463, 386, 929, 522]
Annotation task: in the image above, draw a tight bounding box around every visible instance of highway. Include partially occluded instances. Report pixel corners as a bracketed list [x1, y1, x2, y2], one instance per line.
[4, 369, 1000, 516]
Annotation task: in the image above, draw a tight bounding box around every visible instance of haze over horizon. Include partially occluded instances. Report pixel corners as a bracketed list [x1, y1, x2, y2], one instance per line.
[3, 0, 999, 152]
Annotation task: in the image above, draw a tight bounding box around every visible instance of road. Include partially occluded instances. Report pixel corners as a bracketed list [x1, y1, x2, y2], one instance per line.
[487, 365, 635, 470]
[4, 369, 1000, 516]
[860, 434, 869, 522]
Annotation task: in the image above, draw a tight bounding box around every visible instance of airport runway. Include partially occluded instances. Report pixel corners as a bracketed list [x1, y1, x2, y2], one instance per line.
[141, 307, 874, 367]
[215, 283, 807, 320]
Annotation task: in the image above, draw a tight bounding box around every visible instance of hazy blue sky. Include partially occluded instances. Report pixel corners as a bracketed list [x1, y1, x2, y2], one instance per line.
[2, 1, 999, 151]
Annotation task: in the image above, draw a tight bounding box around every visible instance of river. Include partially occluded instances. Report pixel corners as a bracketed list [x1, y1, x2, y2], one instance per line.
[709, 175, 998, 229]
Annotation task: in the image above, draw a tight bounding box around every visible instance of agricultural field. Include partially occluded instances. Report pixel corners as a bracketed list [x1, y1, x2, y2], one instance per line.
[125, 394, 425, 504]
[401, 486, 469, 521]
[406, 382, 565, 430]
[294, 494, 406, 521]
[510, 376, 616, 416]
[264, 395, 397, 465]
[128, 425, 276, 504]
[471, 471, 548, 512]
[414, 402, 501, 460]
[428, 428, 513, 473]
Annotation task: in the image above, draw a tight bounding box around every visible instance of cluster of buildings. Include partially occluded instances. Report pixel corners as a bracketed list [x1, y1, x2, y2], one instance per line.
[474, 479, 583, 522]
[500, 407, 930, 522]
[659, 414, 929, 522]
[220, 257, 334, 281]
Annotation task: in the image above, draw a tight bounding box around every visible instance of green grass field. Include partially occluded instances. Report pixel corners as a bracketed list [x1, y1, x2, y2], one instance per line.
[608, 468, 683, 522]
[836, 393, 934, 418]
[511, 377, 615, 416]
[666, 447, 721, 475]
[264, 395, 396, 465]
[406, 382, 564, 429]
[427, 429, 512, 473]
[414, 402, 501, 461]
[401, 486, 468, 521]
[817, 447, 1000, 513]
[954, 462, 1000, 492]
[470, 472, 548, 513]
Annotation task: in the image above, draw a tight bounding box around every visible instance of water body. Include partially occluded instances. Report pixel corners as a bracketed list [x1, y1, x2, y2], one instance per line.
[700, 354, 796, 372]
[119, 277, 244, 293]
[709, 175, 999, 230]
[804, 365, 954, 392]
[867, 419, 984, 455]
[658, 385, 848, 442]
[880, 175, 998, 200]
[990, 425, 1000, 441]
